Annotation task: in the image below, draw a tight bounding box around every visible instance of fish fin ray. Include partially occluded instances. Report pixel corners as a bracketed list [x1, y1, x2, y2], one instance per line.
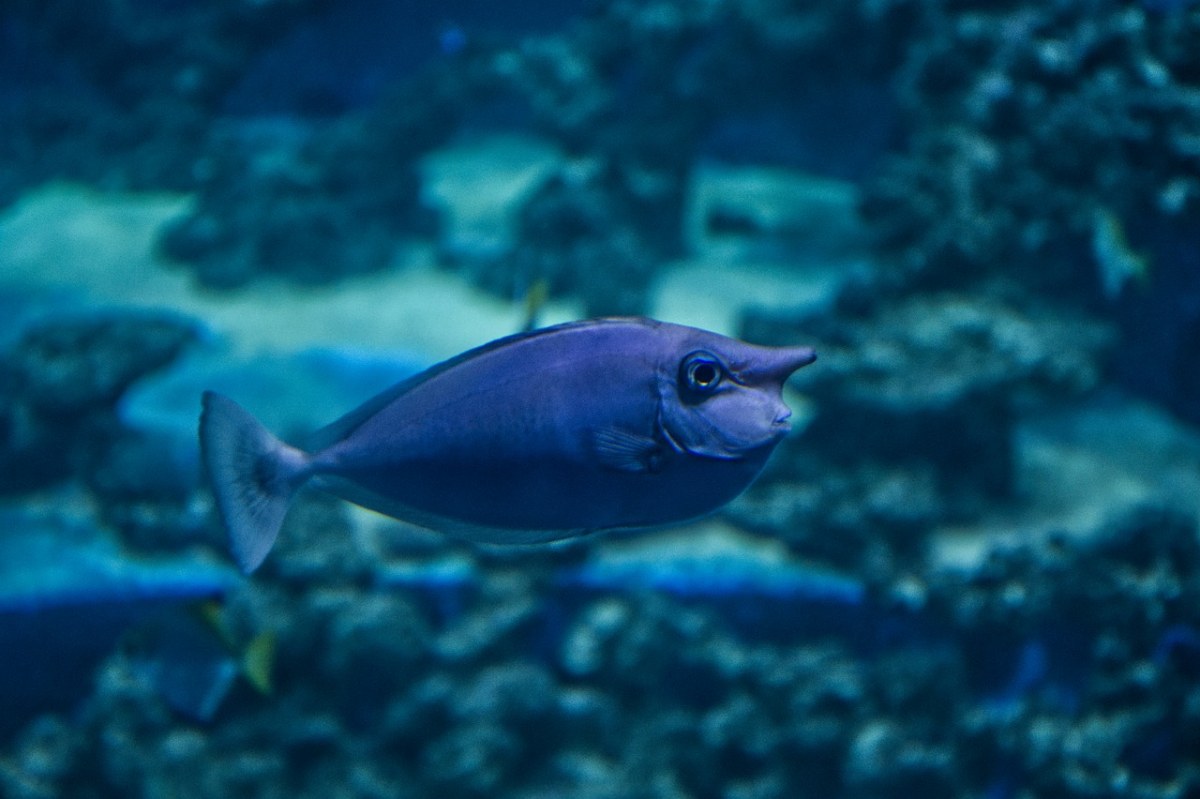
[590, 427, 666, 473]
[200, 391, 310, 573]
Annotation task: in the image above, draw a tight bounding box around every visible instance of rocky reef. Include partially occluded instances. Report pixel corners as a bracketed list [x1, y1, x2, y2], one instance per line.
[2, 499, 1199, 798]
[0, 313, 197, 505]
[11, 0, 1194, 406]
[0, 0, 331, 205]
[733, 288, 1115, 569]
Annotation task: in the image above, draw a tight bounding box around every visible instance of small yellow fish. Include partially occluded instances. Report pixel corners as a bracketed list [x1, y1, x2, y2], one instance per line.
[1092, 208, 1150, 299]
[195, 599, 275, 695]
[521, 276, 550, 333]
[240, 630, 276, 695]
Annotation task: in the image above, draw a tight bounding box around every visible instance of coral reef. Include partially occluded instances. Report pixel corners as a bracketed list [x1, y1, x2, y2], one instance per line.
[0, 313, 196, 493]
[0, 0, 329, 205]
[733, 289, 1114, 574]
[10, 0, 1195, 319]
[155, 85, 446, 288]
[58, 0, 900, 310]
[923, 505, 1200, 798]
[0, 312, 202, 548]
[3, 503, 1198, 798]
[858, 1, 1200, 420]
[862, 1, 1200, 292]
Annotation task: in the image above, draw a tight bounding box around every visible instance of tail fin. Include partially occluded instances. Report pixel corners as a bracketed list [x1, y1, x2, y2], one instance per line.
[199, 391, 310, 573]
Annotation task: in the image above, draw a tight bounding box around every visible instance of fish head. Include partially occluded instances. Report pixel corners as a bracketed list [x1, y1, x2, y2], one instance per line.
[657, 328, 817, 460]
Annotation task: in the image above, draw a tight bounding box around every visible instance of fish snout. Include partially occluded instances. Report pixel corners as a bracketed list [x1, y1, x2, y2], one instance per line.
[748, 345, 817, 384]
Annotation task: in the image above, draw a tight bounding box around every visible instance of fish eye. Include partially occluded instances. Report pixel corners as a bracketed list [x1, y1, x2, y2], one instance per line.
[680, 351, 723, 394]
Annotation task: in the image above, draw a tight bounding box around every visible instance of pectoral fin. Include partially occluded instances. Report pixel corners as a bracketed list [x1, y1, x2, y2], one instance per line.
[591, 427, 667, 473]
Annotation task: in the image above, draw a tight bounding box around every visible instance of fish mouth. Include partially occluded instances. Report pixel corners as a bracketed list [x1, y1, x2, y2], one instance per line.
[762, 404, 794, 440]
[760, 420, 792, 446]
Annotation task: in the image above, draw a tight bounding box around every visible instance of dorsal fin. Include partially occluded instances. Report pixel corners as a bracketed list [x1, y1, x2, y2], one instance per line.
[304, 317, 657, 452]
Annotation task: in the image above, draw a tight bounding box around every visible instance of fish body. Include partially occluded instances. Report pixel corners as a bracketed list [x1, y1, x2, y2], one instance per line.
[200, 318, 816, 572]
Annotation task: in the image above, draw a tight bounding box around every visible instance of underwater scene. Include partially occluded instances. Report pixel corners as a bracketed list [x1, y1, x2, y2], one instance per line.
[2, 0, 1200, 797]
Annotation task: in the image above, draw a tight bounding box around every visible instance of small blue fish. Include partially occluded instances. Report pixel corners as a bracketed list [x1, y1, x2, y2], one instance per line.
[200, 318, 816, 572]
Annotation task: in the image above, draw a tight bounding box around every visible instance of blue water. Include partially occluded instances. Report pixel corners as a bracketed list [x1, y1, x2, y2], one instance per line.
[2, 2, 1199, 797]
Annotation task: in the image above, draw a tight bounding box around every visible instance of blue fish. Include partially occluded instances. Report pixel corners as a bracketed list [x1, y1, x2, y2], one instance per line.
[200, 318, 816, 572]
